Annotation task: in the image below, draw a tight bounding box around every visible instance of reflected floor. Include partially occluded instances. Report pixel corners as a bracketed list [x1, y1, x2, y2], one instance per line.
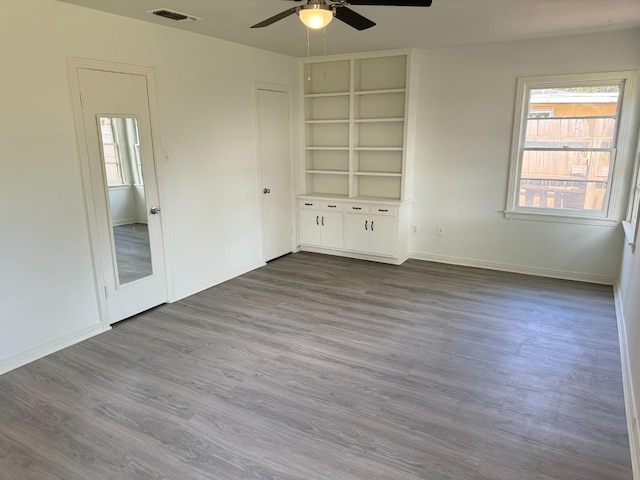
[113, 223, 152, 284]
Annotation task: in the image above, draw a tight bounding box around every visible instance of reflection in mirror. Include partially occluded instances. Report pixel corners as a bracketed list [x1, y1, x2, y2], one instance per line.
[98, 116, 153, 285]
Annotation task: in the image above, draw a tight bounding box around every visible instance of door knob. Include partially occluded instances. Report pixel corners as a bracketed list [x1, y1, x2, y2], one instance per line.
[263, 188, 271, 194]
[149, 206, 161, 215]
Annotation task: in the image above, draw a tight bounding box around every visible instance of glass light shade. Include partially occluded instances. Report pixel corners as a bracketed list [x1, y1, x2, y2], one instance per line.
[298, 6, 334, 29]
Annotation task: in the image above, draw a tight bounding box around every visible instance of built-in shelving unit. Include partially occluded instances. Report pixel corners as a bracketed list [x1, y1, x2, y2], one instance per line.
[301, 52, 415, 202]
[298, 51, 416, 264]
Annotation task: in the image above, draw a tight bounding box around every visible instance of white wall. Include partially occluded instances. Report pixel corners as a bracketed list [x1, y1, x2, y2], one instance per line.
[108, 186, 147, 226]
[619, 237, 640, 475]
[0, 0, 298, 372]
[134, 186, 147, 224]
[411, 29, 640, 283]
[108, 186, 137, 225]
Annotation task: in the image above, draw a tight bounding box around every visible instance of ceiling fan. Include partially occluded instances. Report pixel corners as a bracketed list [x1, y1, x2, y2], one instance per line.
[251, 0, 433, 31]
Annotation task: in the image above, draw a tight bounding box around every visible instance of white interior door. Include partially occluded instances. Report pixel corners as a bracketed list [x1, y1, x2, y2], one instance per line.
[257, 88, 293, 261]
[77, 68, 167, 324]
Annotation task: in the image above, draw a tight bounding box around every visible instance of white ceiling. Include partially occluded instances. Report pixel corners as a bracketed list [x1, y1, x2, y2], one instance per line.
[58, 0, 640, 58]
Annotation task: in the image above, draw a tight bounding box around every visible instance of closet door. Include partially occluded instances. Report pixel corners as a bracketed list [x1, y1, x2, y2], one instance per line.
[257, 87, 293, 261]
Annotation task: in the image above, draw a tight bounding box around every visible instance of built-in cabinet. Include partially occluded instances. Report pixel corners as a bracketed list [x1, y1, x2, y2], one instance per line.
[345, 204, 397, 256]
[298, 200, 344, 249]
[297, 51, 416, 264]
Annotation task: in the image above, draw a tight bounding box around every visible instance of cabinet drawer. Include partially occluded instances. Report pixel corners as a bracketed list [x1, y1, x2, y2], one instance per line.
[345, 203, 369, 214]
[321, 201, 344, 211]
[370, 205, 397, 216]
[299, 200, 319, 209]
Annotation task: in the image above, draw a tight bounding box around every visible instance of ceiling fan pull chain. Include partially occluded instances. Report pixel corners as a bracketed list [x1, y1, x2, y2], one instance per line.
[323, 22, 326, 57]
[307, 26, 311, 82]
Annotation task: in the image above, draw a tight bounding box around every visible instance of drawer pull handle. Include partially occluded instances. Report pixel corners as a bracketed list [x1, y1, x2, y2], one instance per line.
[353, 207, 362, 210]
[304, 203, 313, 206]
[316, 215, 319, 225]
[365, 220, 368, 230]
[328, 205, 336, 208]
[371, 221, 374, 231]
[379, 209, 388, 212]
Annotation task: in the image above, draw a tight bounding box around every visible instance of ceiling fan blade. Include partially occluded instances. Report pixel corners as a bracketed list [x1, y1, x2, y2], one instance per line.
[250, 7, 298, 28]
[334, 6, 376, 30]
[347, 0, 432, 5]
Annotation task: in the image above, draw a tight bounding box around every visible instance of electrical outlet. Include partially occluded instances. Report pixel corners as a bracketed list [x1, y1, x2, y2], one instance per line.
[436, 225, 445, 237]
[162, 149, 172, 163]
[411, 225, 418, 235]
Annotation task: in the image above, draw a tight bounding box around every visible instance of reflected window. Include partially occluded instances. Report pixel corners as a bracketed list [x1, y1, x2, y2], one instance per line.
[100, 117, 124, 185]
[132, 124, 143, 185]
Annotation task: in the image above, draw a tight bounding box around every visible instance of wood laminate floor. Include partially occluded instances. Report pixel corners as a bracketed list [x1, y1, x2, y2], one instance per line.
[0, 252, 632, 479]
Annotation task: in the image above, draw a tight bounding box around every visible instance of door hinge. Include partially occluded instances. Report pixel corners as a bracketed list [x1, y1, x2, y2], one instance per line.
[79, 91, 85, 108]
[104, 286, 108, 298]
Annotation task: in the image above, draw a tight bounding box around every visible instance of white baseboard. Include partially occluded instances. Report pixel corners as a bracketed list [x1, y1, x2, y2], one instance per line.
[0, 259, 267, 375]
[111, 217, 137, 226]
[298, 246, 406, 265]
[0, 323, 109, 376]
[614, 283, 640, 480]
[409, 251, 614, 285]
[171, 259, 266, 302]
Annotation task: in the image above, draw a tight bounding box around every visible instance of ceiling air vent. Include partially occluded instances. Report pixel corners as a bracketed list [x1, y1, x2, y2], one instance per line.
[149, 9, 200, 22]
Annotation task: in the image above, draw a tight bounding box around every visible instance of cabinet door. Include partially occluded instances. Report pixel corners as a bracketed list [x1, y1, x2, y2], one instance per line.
[369, 215, 396, 255]
[345, 214, 369, 253]
[299, 210, 321, 246]
[320, 211, 344, 249]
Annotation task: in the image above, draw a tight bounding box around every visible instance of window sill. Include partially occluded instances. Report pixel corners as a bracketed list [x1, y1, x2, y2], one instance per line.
[504, 210, 618, 227]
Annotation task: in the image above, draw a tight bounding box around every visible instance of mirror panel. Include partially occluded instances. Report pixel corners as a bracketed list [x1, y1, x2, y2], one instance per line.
[97, 116, 153, 285]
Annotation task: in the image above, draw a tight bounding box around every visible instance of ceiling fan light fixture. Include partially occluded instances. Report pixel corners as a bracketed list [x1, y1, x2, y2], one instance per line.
[298, 5, 334, 29]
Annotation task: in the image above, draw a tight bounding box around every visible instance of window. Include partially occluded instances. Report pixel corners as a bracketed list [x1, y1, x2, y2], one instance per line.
[506, 72, 634, 224]
[623, 131, 640, 248]
[99, 117, 124, 185]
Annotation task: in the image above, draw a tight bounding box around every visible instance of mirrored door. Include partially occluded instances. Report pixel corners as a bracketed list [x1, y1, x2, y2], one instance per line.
[76, 67, 167, 324]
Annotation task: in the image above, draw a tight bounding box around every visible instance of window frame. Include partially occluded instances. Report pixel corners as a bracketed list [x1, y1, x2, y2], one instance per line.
[505, 71, 636, 226]
[623, 129, 640, 249]
[98, 116, 125, 186]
